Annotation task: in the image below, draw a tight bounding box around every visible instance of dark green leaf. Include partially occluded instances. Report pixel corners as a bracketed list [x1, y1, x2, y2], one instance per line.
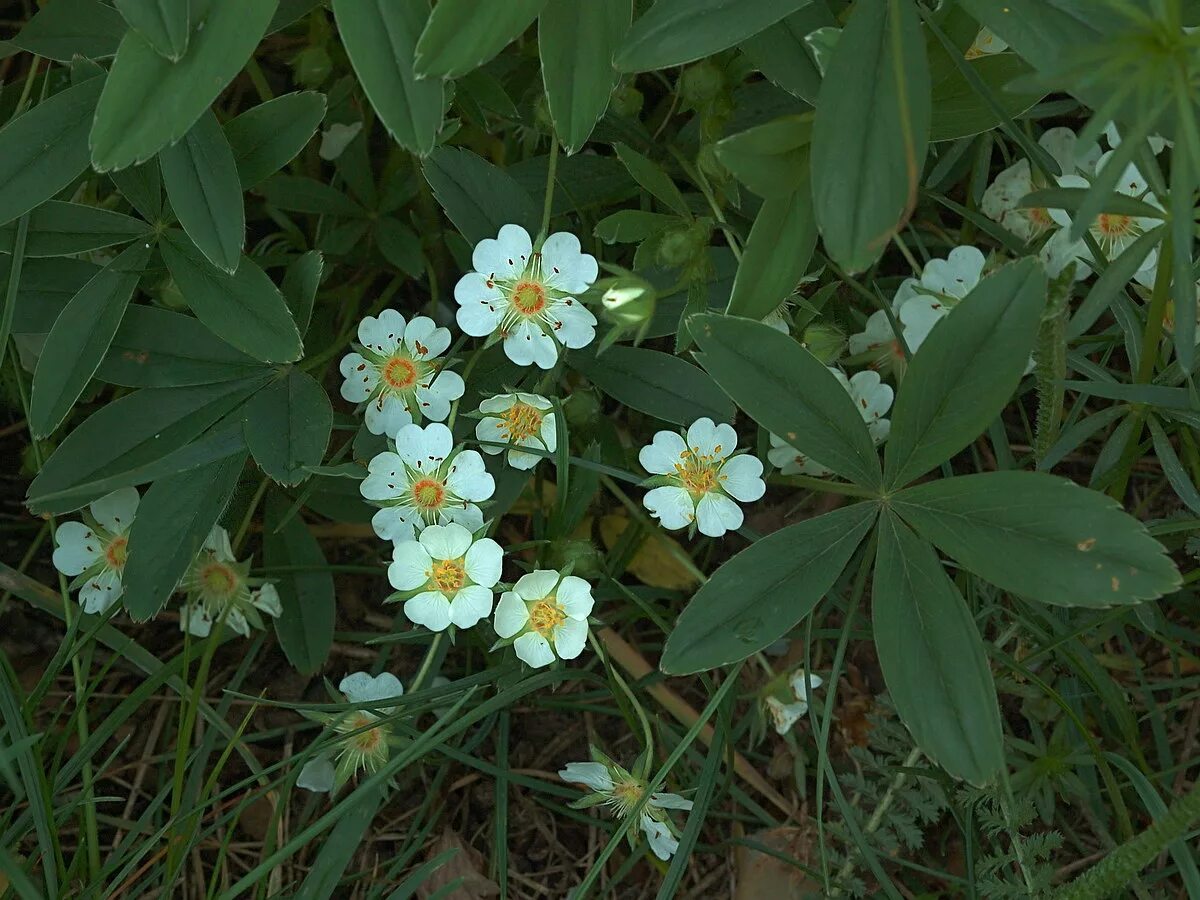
[739, 4, 833, 104]
[161, 230, 302, 364]
[415, 0, 547, 79]
[332, 0, 444, 155]
[264, 493, 335, 673]
[927, 39, 1042, 142]
[1067, 226, 1163, 338]
[539, 0, 630, 154]
[375, 218, 423, 276]
[884, 257, 1046, 489]
[281, 250, 323, 337]
[726, 184, 816, 320]
[422, 147, 540, 245]
[115, 0, 190, 61]
[160, 111, 245, 273]
[244, 369, 332, 485]
[225, 91, 327, 189]
[6, 258, 100, 334]
[90, 0, 278, 171]
[692, 313, 883, 488]
[256, 175, 363, 217]
[569, 344, 733, 426]
[1147, 417, 1200, 516]
[594, 210, 679, 244]
[9, 0, 126, 61]
[29, 243, 150, 438]
[893, 472, 1181, 607]
[873, 510, 1004, 785]
[714, 114, 812, 197]
[615, 0, 808, 73]
[811, 0, 930, 272]
[1020, 188, 1164, 220]
[122, 452, 246, 621]
[110, 160, 163, 222]
[0, 76, 105, 228]
[613, 143, 689, 216]
[0, 202, 147, 257]
[661, 502, 876, 674]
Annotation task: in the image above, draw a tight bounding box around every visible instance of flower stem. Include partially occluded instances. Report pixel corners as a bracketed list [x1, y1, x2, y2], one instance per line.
[538, 137, 561, 244]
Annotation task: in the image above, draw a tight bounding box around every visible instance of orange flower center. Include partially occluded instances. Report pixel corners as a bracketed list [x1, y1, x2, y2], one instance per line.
[430, 558, 467, 593]
[528, 598, 566, 636]
[199, 561, 238, 598]
[381, 355, 419, 391]
[347, 713, 384, 752]
[501, 402, 544, 441]
[1096, 213, 1134, 238]
[510, 280, 548, 316]
[673, 448, 720, 495]
[104, 536, 128, 570]
[1028, 207, 1052, 228]
[411, 478, 446, 510]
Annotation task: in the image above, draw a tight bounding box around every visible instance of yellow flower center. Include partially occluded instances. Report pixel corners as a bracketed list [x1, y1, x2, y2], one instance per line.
[348, 713, 385, 753]
[528, 598, 566, 636]
[411, 478, 446, 510]
[199, 561, 238, 599]
[1096, 212, 1134, 239]
[673, 448, 721, 496]
[429, 558, 467, 593]
[104, 536, 128, 570]
[510, 279, 548, 316]
[381, 355, 419, 391]
[500, 402, 544, 442]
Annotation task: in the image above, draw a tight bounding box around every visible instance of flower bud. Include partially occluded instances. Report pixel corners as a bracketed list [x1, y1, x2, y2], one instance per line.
[610, 83, 644, 118]
[545, 539, 605, 579]
[681, 61, 724, 105]
[601, 275, 657, 329]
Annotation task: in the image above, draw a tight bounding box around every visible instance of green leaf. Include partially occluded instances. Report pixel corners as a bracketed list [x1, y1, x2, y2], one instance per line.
[281, 250, 323, 338]
[691, 313, 882, 489]
[739, 4, 833, 104]
[810, 0, 930, 272]
[29, 243, 150, 438]
[422, 147, 540, 245]
[613, 143, 689, 216]
[256, 175, 363, 217]
[122, 452, 246, 621]
[27, 377, 265, 514]
[892, 472, 1182, 608]
[115, 0, 190, 61]
[161, 230, 302, 364]
[614, 0, 808, 73]
[594, 210, 680, 244]
[224, 91, 327, 189]
[927, 39, 1042, 142]
[956, 0, 1121, 79]
[0, 76, 105, 228]
[244, 369, 332, 485]
[332, 0, 444, 156]
[661, 502, 876, 674]
[9, 0, 126, 62]
[714, 114, 812, 197]
[159, 111, 245, 273]
[1067, 226, 1163, 338]
[569, 344, 734, 426]
[414, 0, 547, 79]
[0, 202, 148, 257]
[6, 258, 100, 334]
[99, 305, 265, 388]
[873, 510, 1004, 785]
[1148, 417, 1200, 517]
[263, 493, 335, 674]
[110, 160, 163, 222]
[375, 218, 423, 276]
[884, 257, 1046, 489]
[726, 185, 816, 320]
[89, 0, 278, 171]
[539, 0, 630, 154]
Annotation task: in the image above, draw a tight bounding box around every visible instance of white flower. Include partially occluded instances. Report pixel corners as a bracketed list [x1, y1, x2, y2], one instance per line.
[388, 522, 503, 631]
[494, 569, 594, 668]
[768, 370, 892, 476]
[1044, 150, 1162, 279]
[51, 487, 139, 614]
[360, 422, 495, 543]
[639, 418, 765, 538]
[981, 127, 1100, 242]
[765, 669, 825, 734]
[339, 310, 464, 435]
[179, 526, 281, 638]
[297, 671, 404, 793]
[454, 224, 599, 369]
[475, 392, 557, 470]
[965, 26, 1007, 58]
[559, 758, 693, 860]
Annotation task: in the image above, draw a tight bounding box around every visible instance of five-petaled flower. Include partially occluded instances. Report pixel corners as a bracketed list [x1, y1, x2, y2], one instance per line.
[179, 526, 281, 638]
[475, 392, 557, 470]
[388, 522, 503, 631]
[52, 487, 139, 615]
[639, 418, 765, 538]
[454, 224, 599, 368]
[297, 671, 404, 793]
[494, 569, 594, 668]
[360, 422, 495, 543]
[764, 669, 824, 735]
[339, 310, 464, 436]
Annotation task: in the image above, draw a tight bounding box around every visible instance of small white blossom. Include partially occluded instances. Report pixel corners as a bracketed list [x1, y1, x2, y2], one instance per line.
[339, 310, 464, 435]
[51, 487, 139, 614]
[765, 669, 825, 734]
[179, 526, 281, 638]
[360, 422, 495, 543]
[388, 523, 503, 631]
[639, 418, 765, 538]
[494, 569, 593, 668]
[965, 26, 1007, 59]
[475, 392, 557, 470]
[454, 224, 599, 369]
[559, 757, 693, 860]
[769, 370, 892, 476]
[297, 671, 404, 793]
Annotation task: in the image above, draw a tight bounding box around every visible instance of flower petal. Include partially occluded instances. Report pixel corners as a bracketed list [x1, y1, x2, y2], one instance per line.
[545, 298, 597, 350]
[395, 422, 452, 471]
[79, 569, 123, 614]
[695, 491, 743, 537]
[552, 615, 588, 660]
[53, 522, 102, 576]
[540, 231, 598, 293]
[650, 792, 694, 811]
[358, 309, 406, 355]
[555, 575, 594, 619]
[340, 671, 404, 706]
[472, 223, 532, 281]
[718, 454, 765, 502]
[512, 569, 560, 601]
[404, 591, 453, 631]
[639, 430, 688, 475]
[364, 393, 414, 437]
[403, 316, 450, 359]
[420, 522, 473, 560]
[504, 320, 558, 369]
[445, 451, 495, 502]
[448, 584, 493, 628]
[641, 816, 678, 860]
[643, 485, 695, 531]
[339, 352, 379, 402]
[89, 487, 139, 534]
[559, 761, 614, 793]
[443, 503, 485, 532]
[389, 541, 433, 590]
[372, 506, 420, 543]
[464, 537, 503, 587]
[253, 583, 282, 618]
[514, 631, 556, 668]
[454, 274, 505, 336]
[297, 756, 336, 793]
[686, 418, 737, 461]
[493, 590, 530, 638]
